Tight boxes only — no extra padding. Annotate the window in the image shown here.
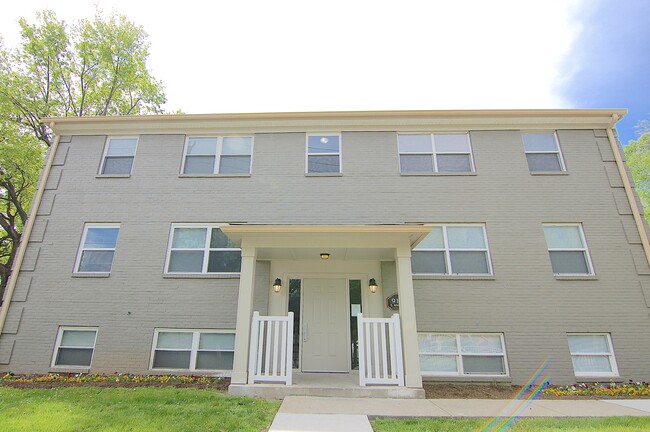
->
[182,136,253,175]
[52,327,98,368]
[567,334,618,377]
[412,225,492,275]
[306,134,341,173]
[398,134,474,173]
[100,137,137,175]
[418,333,508,376]
[543,224,593,275]
[151,330,235,371]
[522,132,565,172]
[74,224,120,273]
[166,225,241,273]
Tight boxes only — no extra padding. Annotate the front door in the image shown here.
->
[301,278,349,372]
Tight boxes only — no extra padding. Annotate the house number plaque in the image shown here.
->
[387,294,399,311]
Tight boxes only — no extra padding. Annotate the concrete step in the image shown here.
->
[228,383,425,400]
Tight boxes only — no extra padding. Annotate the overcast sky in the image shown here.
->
[1,0,648,143]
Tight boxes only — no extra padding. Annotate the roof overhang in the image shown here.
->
[44,109,627,136]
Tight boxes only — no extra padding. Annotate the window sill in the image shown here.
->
[178,174,251,178]
[96,174,131,178]
[162,273,241,279]
[72,272,111,278]
[530,171,569,176]
[413,274,495,280]
[575,374,620,380]
[554,275,598,281]
[305,173,343,177]
[400,172,477,176]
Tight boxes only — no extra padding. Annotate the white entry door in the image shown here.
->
[301,278,349,372]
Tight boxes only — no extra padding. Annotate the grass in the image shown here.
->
[0,387,280,431]
[371,417,650,431]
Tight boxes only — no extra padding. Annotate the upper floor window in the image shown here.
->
[306,134,341,173]
[52,327,98,368]
[398,134,474,173]
[522,132,565,172]
[165,224,241,274]
[567,333,618,377]
[412,224,492,275]
[100,137,138,175]
[543,224,593,275]
[182,136,253,175]
[74,224,120,273]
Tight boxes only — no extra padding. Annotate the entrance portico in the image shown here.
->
[222,225,430,396]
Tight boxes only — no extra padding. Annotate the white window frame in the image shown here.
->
[413,224,493,275]
[397,133,475,173]
[99,136,138,175]
[180,136,254,175]
[567,333,619,378]
[305,133,342,174]
[73,223,120,274]
[149,329,235,372]
[51,326,98,369]
[164,223,241,274]
[522,131,566,172]
[543,223,594,276]
[418,333,509,377]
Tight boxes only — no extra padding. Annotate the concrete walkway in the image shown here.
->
[268,396,650,432]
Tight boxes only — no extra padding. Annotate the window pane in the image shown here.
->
[418,334,457,353]
[568,335,610,354]
[172,228,207,249]
[435,134,470,153]
[447,226,486,249]
[78,250,115,272]
[416,227,444,249]
[308,135,339,153]
[56,348,93,367]
[436,154,472,172]
[102,157,134,174]
[187,137,217,155]
[411,251,446,274]
[196,351,234,370]
[572,355,613,374]
[168,251,204,272]
[208,251,242,272]
[210,228,238,248]
[420,355,458,372]
[156,332,193,349]
[84,228,119,249]
[61,330,96,348]
[222,137,252,155]
[184,155,215,174]
[523,133,558,152]
[449,251,489,274]
[308,155,340,173]
[106,139,137,156]
[398,135,432,153]
[153,350,191,369]
[462,356,505,374]
[526,153,562,171]
[460,335,503,354]
[544,226,584,249]
[549,251,589,274]
[199,333,235,350]
[399,155,433,173]
[219,156,251,174]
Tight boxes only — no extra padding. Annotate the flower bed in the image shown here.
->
[542,381,650,398]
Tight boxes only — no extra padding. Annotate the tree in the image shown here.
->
[624,125,650,222]
[0,10,166,302]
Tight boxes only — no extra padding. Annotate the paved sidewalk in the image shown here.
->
[269,396,650,431]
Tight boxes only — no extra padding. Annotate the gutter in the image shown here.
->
[0,132,61,335]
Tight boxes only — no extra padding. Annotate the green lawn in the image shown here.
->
[372,417,650,431]
[0,387,280,432]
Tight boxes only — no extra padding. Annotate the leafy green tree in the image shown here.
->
[0,10,166,301]
[624,127,650,222]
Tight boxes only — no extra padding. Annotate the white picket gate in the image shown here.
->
[357,313,405,386]
[248,311,294,385]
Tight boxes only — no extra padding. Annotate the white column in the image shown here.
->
[231,245,257,384]
[395,244,423,388]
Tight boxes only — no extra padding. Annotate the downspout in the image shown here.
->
[0,130,61,335]
[606,115,650,267]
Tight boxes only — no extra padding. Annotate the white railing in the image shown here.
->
[357,313,404,386]
[248,311,294,385]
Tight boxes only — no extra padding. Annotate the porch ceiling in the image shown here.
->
[255,247,396,260]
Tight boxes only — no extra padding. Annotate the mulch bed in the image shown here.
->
[1,378,231,391]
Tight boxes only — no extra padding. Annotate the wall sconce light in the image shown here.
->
[273,278,282,293]
[369,278,378,294]
[320,253,330,260]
